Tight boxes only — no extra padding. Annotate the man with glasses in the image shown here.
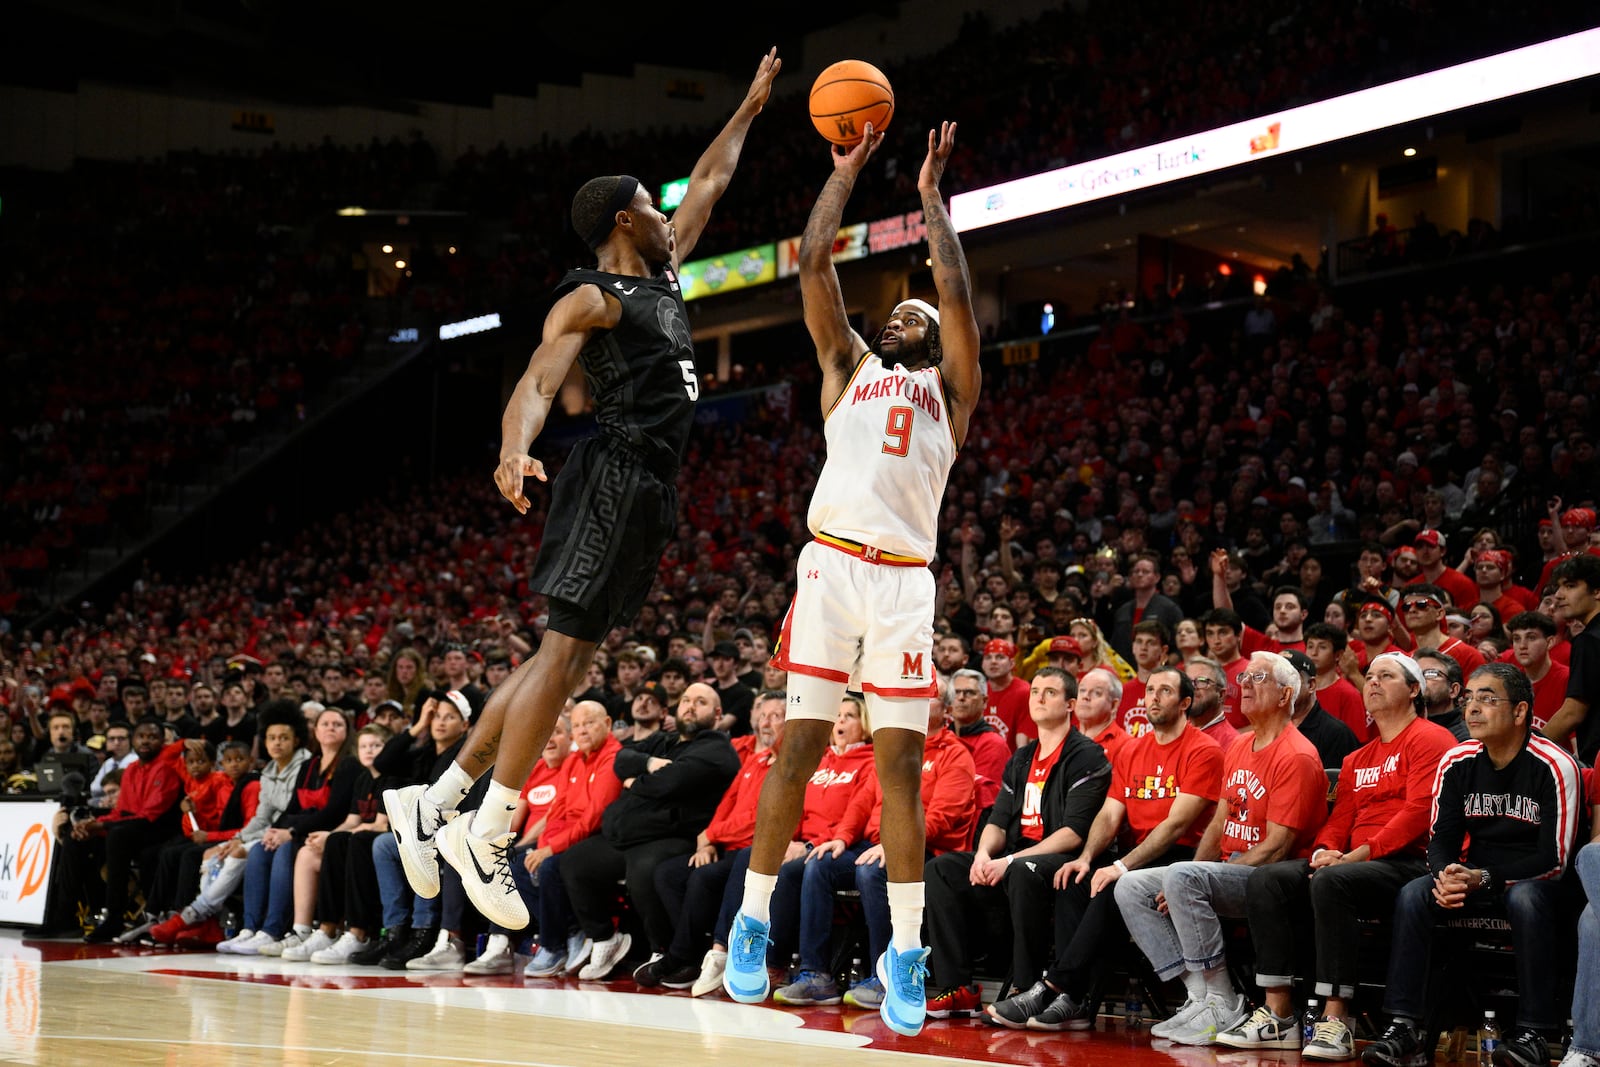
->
[1184,657,1241,750]
[1362,663,1583,1067]
[1221,652,1455,1057]
[1115,651,1328,1045]
[1414,649,1470,742]
[1400,583,1485,679]
[948,668,1010,815]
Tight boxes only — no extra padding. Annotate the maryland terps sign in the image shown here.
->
[0,802,59,925]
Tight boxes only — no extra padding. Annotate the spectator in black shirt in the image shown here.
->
[1281,651,1359,771]
[1414,649,1470,742]
[1362,664,1584,1067]
[1546,554,1600,764]
[708,641,755,736]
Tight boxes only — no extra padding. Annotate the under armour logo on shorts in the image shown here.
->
[807,569,820,579]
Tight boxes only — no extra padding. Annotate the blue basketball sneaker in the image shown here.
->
[722,911,772,1003]
[876,944,931,1037]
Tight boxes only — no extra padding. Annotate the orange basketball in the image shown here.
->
[809,60,894,147]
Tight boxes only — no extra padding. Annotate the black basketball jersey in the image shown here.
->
[554,267,698,476]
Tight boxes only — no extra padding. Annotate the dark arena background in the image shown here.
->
[1,1,1598,1065]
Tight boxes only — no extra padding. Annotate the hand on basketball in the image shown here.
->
[495,452,546,514]
[742,47,782,115]
[918,121,957,193]
[832,122,885,173]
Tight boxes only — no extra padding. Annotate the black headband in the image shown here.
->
[584,175,641,249]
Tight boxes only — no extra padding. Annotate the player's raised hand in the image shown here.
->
[832,122,885,174]
[918,121,956,193]
[495,453,546,514]
[743,47,782,113]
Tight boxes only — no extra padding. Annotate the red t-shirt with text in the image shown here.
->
[1218,725,1328,859]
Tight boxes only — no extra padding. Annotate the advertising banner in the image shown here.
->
[0,800,58,927]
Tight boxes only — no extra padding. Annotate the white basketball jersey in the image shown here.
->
[807,354,958,561]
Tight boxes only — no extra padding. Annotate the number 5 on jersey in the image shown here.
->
[679,359,700,401]
[882,405,914,456]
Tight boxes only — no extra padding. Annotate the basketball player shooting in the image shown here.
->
[383,49,781,931]
[722,120,981,1037]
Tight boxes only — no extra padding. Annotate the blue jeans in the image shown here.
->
[853,854,893,968]
[496,845,573,942]
[1573,844,1600,1056]
[241,838,300,937]
[1384,872,1567,1032]
[787,843,865,972]
[713,847,753,947]
[372,831,440,930]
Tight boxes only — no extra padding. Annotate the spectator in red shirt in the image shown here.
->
[1076,668,1132,764]
[1201,608,1253,729]
[1184,658,1242,751]
[1407,531,1479,609]
[1348,595,1406,674]
[1508,612,1570,734]
[1115,651,1327,1044]
[1225,652,1456,1056]
[515,703,622,977]
[72,719,187,941]
[948,668,1009,814]
[1473,549,1537,623]
[1305,623,1370,740]
[1398,583,1485,680]
[982,639,1032,749]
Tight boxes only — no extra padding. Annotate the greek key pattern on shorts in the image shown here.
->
[547,453,632,605]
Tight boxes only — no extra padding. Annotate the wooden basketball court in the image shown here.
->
[4,929,1225,1067]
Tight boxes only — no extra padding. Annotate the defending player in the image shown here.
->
[723,120,981,1038]
[383,50,781,929]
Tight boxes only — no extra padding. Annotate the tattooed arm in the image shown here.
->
[800,125,886,415]
[919,122,982,447]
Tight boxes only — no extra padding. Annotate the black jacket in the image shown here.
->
[987,727,1112,855]
[375,731,467,787]
[603,727,740,850]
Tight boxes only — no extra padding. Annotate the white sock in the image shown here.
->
[424,763,475,810]
[742,871,777,925]
[1183,970,1208,1003]
[1202,965,1233,999]
[470,780,521,838]
[886,881,925,952]
[293,923,312,939]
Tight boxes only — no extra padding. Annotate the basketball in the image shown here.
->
[809,59,894,147]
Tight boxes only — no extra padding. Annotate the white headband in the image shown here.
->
[1370,652,1423,686]
[894,298,940,325]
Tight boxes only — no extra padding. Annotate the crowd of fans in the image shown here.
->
[3,2,1600,1060]
[3,235,1599,1061]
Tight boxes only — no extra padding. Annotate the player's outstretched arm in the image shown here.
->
[800,124,886,413]
[494,285,617,514]
[919,122,981,447]
[670,48,781,267]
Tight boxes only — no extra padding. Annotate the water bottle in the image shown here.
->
[846,957,865,989]
[1562,1020,1574,1058]
[788,953,802,984]
[1480,1010,1500,1063]
[1302,999,1320,1044]
[1124,978,1144,1029]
